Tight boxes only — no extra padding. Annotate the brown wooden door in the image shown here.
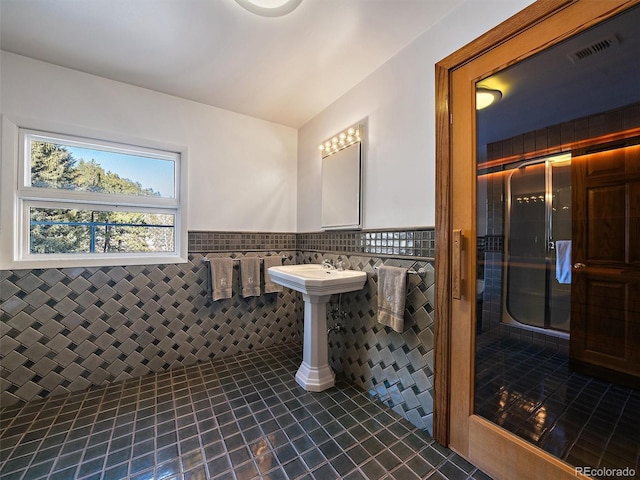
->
[439,2,640,478]
[570,143,640,385]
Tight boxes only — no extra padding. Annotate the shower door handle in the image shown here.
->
[452,229,462,299]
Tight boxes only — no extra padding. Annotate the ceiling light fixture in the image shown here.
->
[476,87,502,110]
[235,0,303,17]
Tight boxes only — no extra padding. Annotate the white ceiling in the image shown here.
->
[0,0,463,128]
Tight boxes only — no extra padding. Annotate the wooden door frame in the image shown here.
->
[433,0,640,448]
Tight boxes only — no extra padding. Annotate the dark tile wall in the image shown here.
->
[480,251,504,332]
[1,228,436,435]
[0,245,297,407]
[484,101,640,163]
[496,322,569,351]
[300,252,436,433]
[189,231,296,253]
[478,172,505,333]
[297,228,435,258]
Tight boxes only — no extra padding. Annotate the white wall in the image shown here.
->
[2,0,536,237]
[297,0,535,232]
[1,52,298,233]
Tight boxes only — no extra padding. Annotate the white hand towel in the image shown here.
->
[555,240,572,284]
[210,258,233,301]
[239,257,261,297]
[263,255,283,293]
[377,265,408,333]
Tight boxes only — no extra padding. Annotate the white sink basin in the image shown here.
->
[267,263,367,391]
[268,264,367,296]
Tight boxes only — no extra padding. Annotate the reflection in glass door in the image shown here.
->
[444,2,640,479]
[504,154,571,332]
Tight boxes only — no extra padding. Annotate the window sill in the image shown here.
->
[3,253,189,270]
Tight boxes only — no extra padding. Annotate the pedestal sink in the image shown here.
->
[268,264,367,391]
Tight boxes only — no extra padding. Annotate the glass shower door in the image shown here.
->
[505,154,571,332]
[506,162,547,328]
[549,158,571,331]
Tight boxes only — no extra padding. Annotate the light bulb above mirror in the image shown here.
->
[318,125,362,158]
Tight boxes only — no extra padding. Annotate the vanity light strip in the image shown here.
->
[318,124,361,158]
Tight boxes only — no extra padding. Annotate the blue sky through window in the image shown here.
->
[67,146,175,198]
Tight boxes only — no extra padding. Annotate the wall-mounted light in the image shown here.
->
[318,124,362,158]
[235,0,303,17]
[476,87,502,110]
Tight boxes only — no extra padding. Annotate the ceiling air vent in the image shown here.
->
[567,35,619,63]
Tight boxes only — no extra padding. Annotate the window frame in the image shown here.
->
[0,117,188,269]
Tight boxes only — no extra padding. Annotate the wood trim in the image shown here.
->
[433,0,640,452]
[468,417,591,480]
[436,0,571,72]
[433,62,452,444]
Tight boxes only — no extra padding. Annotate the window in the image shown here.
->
[1,125,187,268]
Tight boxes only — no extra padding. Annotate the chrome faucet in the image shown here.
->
[322,259,335,269]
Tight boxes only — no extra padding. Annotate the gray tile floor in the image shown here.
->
[0,342,489,480]
[475,332,640,480]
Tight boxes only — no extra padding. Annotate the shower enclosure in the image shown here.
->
[503,153,572,333]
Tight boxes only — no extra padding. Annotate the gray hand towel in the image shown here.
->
[263,255,283,293]
[239,257,261,297]
[377,265,408,333]
[210,258,233,301]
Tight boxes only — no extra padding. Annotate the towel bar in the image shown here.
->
[374,265,425,277]
[202,255,287,264]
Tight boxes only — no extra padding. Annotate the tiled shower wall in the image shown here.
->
[1,228,436,434]
[484,101,640,162]
[478,105,640,342]
[478,102,640,329]
[478,166,505,334]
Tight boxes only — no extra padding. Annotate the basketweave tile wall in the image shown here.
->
[296,251,436,434]
[1,228,436,436]
[0,237,298,407]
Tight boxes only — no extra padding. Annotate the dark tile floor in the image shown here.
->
[0,342,489,480]
[475,332,640,480]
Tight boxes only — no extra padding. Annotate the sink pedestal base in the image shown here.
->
[266,264,366,392]
[296,294,335,392]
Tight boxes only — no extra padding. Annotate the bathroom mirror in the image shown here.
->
[321,141,362,229]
